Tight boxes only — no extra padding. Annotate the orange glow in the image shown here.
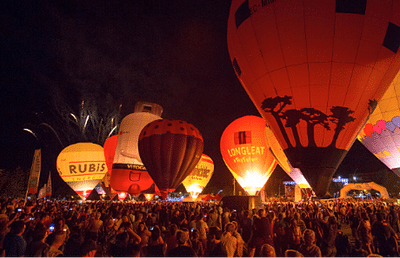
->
[185,183,203,199]
[144,193,154,201]
[236,170,270,195]
[182,154,214,199]
[220,116,277,195]
[118,192,127,200]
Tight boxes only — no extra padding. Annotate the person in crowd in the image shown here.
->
[132,212,143,233]
[205,226,227,257]
[191,228,204,257]
[48,231,66,257]
[63,233,84,257]
[260,243,276,257]
[145,225,166,257]
[273,212,288,256]
[350,239,369,257]
[86,211,102,241]
[166,223,178,254]
[298,229,321,257]
[321,216,338,257]
[110,232,129,257]
[168,229,196,257]
[348,208,360,240]
[79,239,97,257]
[25,226,49,257]
[220,222,238,257]
[371,212,397,257]
[240,210,253,243]
[287,218,302,250]
[196,213,209,251]
[3,220,26,257]
[357,211,373,254]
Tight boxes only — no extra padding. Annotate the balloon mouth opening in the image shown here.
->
[160,189,175,199]
[284,147,347,197]
[236,170,269,196]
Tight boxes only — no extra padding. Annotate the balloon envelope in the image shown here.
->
[265,126,310,188]
[103,135,118,175]
[138,119,204,198]
[182,154,214,199]
[228,0,400,196]
[110,102,162,195]
[358,71,400,176]
[56,142,107,199]
[220,116,277,195]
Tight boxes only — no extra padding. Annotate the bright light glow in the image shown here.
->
[23,128,39,141]
[353,176,356,180]
[83,115,90,131]
[118,192,127,200]
[144,194,154,201]
[236,170,269,195]
[186,184,203,199]
[70,113,78,123]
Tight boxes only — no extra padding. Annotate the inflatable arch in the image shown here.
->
[339,182,389,199]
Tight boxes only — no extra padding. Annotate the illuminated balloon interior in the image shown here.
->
[220,116,277,196]
[358,71,400,176]
[56,142,108,199]
[182,154,214,200]
[235,170,270,196]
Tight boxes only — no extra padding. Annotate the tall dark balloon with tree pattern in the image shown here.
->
[227,0,400,196]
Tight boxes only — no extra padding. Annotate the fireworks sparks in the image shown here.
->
[26,97,122,151]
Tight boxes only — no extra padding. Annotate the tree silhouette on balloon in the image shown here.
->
[261,95,355,150]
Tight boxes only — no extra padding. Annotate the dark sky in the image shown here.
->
[0,0,391,195]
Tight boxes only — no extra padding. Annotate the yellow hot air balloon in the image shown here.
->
[182,154,214,199]
[358,71,400,176]
[56,142,107,199]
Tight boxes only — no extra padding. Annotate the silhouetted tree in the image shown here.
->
[300,108,330,147]
[261,96,293,148]
[283,109,302,147]
[328,106,355,148]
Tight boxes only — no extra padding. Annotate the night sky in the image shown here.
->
[0,0,392,195]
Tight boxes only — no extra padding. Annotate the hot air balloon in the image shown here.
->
[110,102,163,196]
[181,154,214,199]
[56,142,107,199]
[358,71,400,177]
[265,125,310,189]
[103,135,118,175]
[227,0,400,196]
[138,119,204,199]
[220,115,277,195]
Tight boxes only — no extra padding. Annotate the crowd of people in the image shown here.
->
[0,197,399,257]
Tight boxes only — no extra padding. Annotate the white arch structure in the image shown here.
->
[339,182,389,199]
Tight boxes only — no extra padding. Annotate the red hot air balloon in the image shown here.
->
[227,0,400,196]
[220,116,277,195]
[103,135,118,175]
[138,119,204,199]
